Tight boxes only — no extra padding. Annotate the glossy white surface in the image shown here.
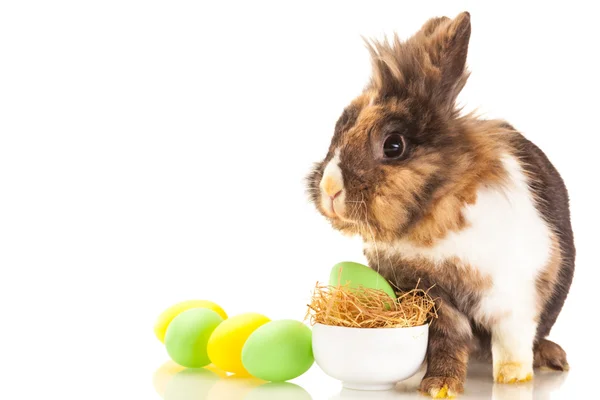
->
[152,359,577,400]
[312,323,428,390]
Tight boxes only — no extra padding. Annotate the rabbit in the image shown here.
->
[306,11,574,398]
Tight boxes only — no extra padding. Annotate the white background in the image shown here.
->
[1,1,598,399]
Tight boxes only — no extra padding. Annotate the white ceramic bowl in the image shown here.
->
[312,323,428,391]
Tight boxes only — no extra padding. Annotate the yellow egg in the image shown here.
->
[154,300,228,343]
[207,312,270,375]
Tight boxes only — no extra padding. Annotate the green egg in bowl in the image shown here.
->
[329,261,397,299]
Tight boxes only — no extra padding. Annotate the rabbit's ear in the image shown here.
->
[428,12,471,102]
[418,16,451,37]
[365,12,471,106]
[438,12,471,91]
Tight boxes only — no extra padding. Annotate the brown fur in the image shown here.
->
[306,11,574,396]
[509,130,575,339]
[421,304,470,396]
[536,235,563,315]
[365,248,492,322]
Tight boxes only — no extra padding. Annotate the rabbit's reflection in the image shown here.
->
[333,361,567,400]
[153,361,312,400]
[465,362,568,400]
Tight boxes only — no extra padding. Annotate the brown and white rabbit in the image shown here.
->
[307,12,574,398]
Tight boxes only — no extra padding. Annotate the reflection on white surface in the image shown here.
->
[153,360,567,400]
[154,362,312,400]
[164,368,221,400]
[462,362,567,400]
[245,382,312,400]
[333,362,568,400]
[331,387,415,400]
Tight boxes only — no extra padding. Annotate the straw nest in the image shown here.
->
[306,282,437,329]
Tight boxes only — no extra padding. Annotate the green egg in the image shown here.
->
[241,320,314,382]
[165,308,224,368]
[329,261,396,299]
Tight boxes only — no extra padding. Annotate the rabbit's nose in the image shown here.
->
[329,189,342,200]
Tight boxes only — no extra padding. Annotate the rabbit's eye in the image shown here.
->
[383,134,406,159]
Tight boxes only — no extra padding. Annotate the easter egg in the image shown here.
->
[207,312,270,375]
[155,300,228,343]
[329,261,396,299]
[165,308,224,368]
[242,320,314,382]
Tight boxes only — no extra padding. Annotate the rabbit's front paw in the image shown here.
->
[490,313,536,384]
[494,362,533,383]
[420,376,463,398]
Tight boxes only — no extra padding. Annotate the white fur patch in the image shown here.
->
[321,149,343,194]
[320,149,346,216]
[369,154,552,374]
